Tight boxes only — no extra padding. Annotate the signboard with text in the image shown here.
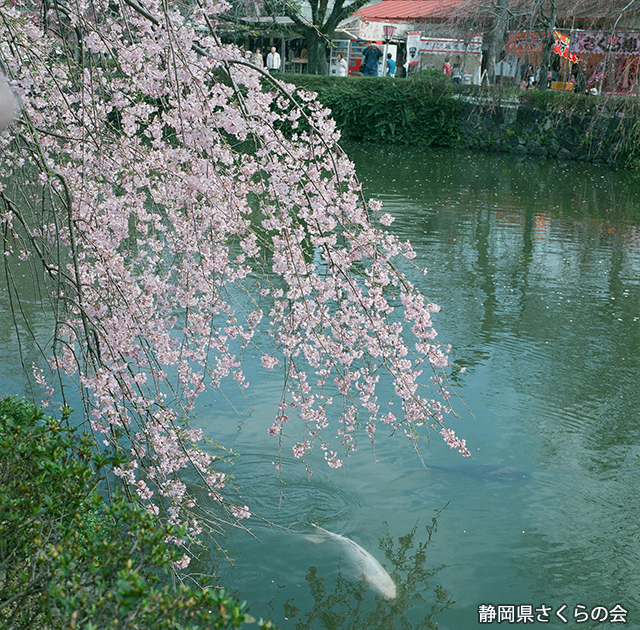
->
[570,31,640,55]
[406,32,421,65]
[420,36,483,56]
[506,31,542,53]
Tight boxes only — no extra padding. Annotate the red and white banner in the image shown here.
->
[553,30,579,63]
[406,32,421,66]
[507,31,579,62]
[570,31,640,55]
[506,31,542,53]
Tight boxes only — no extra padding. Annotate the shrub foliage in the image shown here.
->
[284,73,640,168]
[0,397,263,630]
[284,70,463,146]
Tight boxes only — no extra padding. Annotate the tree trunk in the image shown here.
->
[538,0,556,91]
[487,0,509,83]
[306,30,328,75]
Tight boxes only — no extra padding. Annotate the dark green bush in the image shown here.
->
[283,73,462,146]
[517,87,640,117]
[0,397,269,630]
[279,73,640,167]
[515,89,640,166]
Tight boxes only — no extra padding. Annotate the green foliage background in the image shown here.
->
[283,72,640,168]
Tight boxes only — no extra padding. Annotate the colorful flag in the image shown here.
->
[554,31,579,63]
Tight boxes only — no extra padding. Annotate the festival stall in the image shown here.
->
[569,32,640,94]
[505,30,580,89]
[418,35,483,84]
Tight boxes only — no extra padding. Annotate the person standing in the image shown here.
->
[574,64,586,93]
[361,42,382,76]
[385,53,396,77]
[451,62,463,84]
[494,57,503,85]
[266,46,281,73]
[442,57,452,77]
[336,53,348,77]
[253,47,264,69]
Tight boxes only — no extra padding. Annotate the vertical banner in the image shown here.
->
[406,32,422,66]
[553,31,579,63]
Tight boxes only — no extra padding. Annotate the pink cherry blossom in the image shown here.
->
[0,0,469,548]
[231,505,251,520]
[261,355,278,370]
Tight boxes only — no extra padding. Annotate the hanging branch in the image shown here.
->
[0,0,470,567]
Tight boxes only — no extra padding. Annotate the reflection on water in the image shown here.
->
[349,145,640,628]
[213,146,639,628]
[0,257,55,399]
[287,515,453,630]
[216,453,361,527]
[214,513,453,630]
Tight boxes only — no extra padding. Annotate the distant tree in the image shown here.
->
[267,0,372,74]
[438,0,515,84]
[531,0,557,90]
[486,0,510,84]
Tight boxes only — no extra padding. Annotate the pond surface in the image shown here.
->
[206,147,640,629]
[3,146,640,628]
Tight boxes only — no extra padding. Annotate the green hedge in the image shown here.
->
[0,397,271,630]
[515,89,640,167]
[283,72,640,164]
[283,69,463,146]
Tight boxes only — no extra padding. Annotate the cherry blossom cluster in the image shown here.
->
[0,0,469,549]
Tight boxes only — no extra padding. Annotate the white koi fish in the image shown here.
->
[307,524,396,600]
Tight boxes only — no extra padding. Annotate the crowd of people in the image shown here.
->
[441,56,464,83]
[514,61,593,94]
[359,42,396,77]
[243,40,633,95]
[246,41,398,78]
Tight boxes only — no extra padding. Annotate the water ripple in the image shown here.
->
[219,453,359,527]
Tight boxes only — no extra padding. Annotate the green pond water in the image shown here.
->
[2,146,640,628]
[204,147,640,629]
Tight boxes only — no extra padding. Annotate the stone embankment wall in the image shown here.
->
[459,100,632,166]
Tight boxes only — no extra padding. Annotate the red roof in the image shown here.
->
[355,0,469,22]
[355,0,640,24]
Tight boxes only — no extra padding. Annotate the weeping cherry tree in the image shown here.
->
[0,0,470,566]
